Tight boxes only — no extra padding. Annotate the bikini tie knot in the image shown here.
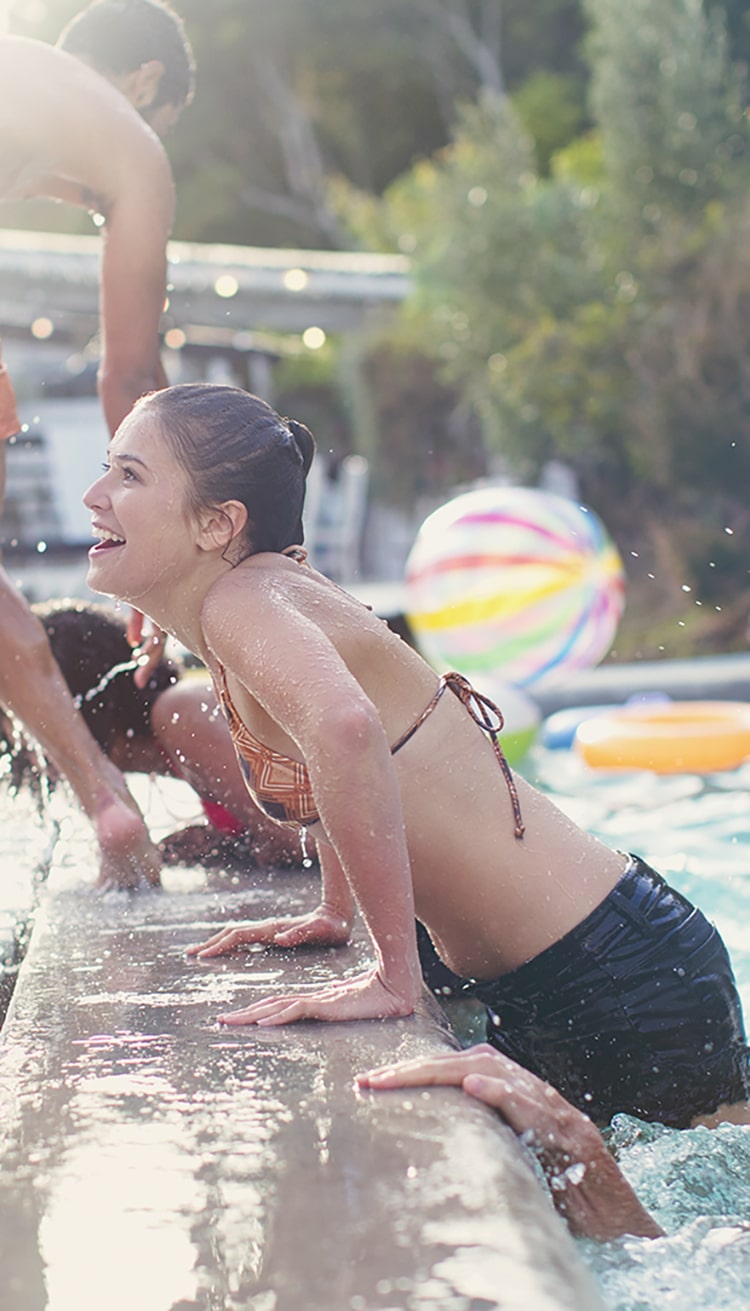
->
[443,672,525,840]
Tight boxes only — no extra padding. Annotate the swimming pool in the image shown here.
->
[525,746,750,1311]
[2,748,749,1311]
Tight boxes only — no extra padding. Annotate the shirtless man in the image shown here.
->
[0,1,194,886]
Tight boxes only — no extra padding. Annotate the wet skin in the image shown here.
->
[0,32,184,887]
[85,404,628,1028]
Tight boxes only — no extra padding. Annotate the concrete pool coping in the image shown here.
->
[0,846,604,1311]
[530,650,750,716]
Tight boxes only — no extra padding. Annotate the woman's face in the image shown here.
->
[84,406,199,609]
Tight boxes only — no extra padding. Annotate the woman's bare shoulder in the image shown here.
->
[200,561,322,667]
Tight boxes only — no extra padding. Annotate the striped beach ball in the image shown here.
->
[405,486,625,691]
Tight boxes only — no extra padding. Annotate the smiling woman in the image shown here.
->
[83,382,750,1131]
[87,425,205,613]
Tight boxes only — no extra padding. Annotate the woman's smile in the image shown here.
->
[89,522,126,556]
[83,409,196,606]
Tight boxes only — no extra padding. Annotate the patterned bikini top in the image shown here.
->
[215,665,525,837]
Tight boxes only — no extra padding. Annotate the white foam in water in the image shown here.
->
[2,753,749,1309]
[525,745,750,1311]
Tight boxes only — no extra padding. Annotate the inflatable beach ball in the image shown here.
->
[405,486,625,691]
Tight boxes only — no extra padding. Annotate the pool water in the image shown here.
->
[2,751,749,1311]
[524,746,750,1311]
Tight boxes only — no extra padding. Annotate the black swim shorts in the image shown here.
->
[470,854,750,1127]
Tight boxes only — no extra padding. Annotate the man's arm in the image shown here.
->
[0,567,161,887]
[97,136,174,434]
[0,40,174,434]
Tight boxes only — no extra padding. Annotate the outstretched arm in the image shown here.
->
[357,1045,664,1242]
[0,569,160,888]
[97,136,174,434]
[97,143,173,678]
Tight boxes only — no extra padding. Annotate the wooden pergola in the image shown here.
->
[0,229,412,599]
[0,227,411,350]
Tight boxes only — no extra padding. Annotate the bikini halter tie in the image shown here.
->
[392,671,525,840]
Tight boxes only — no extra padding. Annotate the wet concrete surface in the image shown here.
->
[0,802,603,1311]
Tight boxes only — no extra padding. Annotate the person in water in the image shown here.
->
[0,601,305,870]
[0,1,194,887]
[83,381,750,1130]
[358,1043,664,1242]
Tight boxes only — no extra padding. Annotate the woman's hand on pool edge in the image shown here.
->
[186,907,353,957]
[356,1044,664,1243]
[215,967,418,1026]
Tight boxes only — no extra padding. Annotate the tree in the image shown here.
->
[582,0,750,577]
[585,0,749,236]
[7,0,591,246]
[348,0,750,647]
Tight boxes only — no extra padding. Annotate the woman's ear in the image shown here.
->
[196,501,248,553]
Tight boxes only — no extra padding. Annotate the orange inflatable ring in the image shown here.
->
[574,700,750,774]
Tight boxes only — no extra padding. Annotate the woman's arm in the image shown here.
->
[195,579,424,1022]
[270,843,356,946]
[357,1045,664,1242]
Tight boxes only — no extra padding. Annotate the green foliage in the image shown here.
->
[499,0,588,86]
[585,0,750,231]
[273,345,354,463]
[356,0,750,648]
[480,299,636,476]
[551,129,605,186]
[511,71,587,173]
[362,94,611,470]
[708,0,750,69]
[358,322,486,508]
[388,94,598,323]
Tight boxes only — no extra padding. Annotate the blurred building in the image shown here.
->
[0,229,410,604]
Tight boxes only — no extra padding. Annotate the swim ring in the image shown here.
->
[541,694,672,750]
[574,701,750,774]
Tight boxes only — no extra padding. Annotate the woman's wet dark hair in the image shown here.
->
[138,383,316,559]
[0,601,179,798]
[58,0,196,111]
[35,600,179,751]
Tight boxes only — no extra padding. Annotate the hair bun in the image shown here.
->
[286,417,316,475]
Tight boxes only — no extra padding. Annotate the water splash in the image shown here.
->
[300,826,314,869]
[72,658,142,710]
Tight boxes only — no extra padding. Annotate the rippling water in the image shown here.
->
[526,748,750,1311]
[2,752,749,1311]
